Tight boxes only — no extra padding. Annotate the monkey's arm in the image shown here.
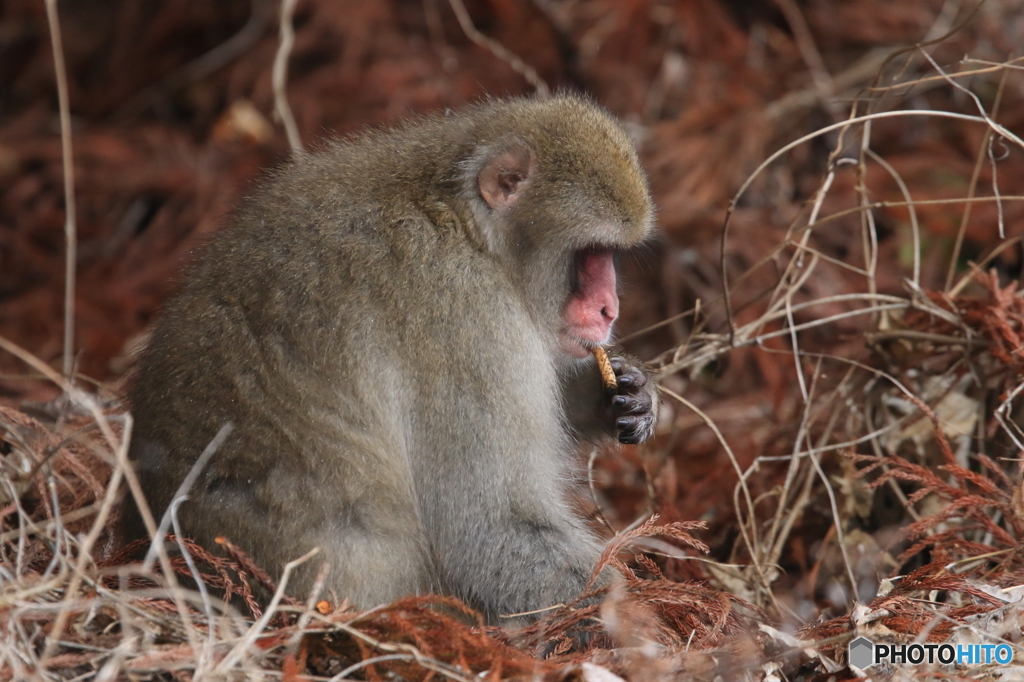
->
[561,353,658,445]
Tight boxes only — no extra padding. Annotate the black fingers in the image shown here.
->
[612,391,652,414]
[616,415,655,444]
[606,354,657,445]
[610,359,648,390]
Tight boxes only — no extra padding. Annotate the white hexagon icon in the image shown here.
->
[848,636,874,669]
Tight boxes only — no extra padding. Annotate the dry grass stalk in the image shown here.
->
[42,0,76,381]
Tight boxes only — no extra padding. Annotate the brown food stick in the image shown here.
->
[592,346,617,391]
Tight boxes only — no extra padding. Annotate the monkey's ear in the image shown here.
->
[478,145,537,211]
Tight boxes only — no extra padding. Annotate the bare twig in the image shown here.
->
[273,0,304,155]
[118,0,270,118]
[771,0,837,117]
[945,66,1009,291]
[43,0,77,381]
[216,547,320,671]
[40,421,131,663]
[0,334,206,665]
[659,386,761,582]
[142,424,234,572]
[447,0,550,97]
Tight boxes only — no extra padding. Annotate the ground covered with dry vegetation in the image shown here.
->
[2,0,1023,679]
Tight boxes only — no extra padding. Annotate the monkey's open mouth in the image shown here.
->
[562,248,619,355]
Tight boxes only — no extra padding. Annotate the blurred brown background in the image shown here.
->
[1,0,1023,623]
[3,0,1020,390]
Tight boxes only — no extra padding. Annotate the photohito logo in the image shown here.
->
[848,636,1014,669]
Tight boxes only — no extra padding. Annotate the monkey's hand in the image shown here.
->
[606,356,657,444]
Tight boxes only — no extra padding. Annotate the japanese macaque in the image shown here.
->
[117,95,658,625]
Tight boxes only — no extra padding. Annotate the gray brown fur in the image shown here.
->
[117,95,658,623]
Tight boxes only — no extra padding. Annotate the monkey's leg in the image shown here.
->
[174,485,430,608]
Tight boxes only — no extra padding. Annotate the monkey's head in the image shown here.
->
[460,95,655,361]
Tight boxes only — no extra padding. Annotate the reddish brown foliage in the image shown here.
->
[3,0,1024,679]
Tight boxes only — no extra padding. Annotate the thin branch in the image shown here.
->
[0,333,206,663]
[447,0,550,97]
[866,148,920,285]
[44,0,77,381]
[771,0,838,117]
[273,0,304,155]
[142,423,234,572]
[118,0,270,118]
[216,547,320,671]
[944,66,1009,290]
[719,107,1023,339]
[40,423,132,663]
[659,386,761,581]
